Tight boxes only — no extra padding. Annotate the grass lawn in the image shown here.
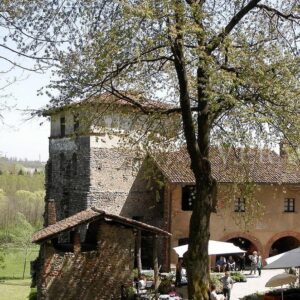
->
[0,279,31,300]
[0,248,39,279]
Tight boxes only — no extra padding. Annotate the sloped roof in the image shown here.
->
[32,207,170,244]
[152,147,300,184]
[43,92,174,116]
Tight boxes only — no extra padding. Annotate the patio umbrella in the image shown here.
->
[173,240,245,257]
[264,247,300,288]
[265,273,297,287]
[264,247,300,269]
[265,273,297,300]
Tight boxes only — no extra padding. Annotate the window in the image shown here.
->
[60,153,65,175]
[73,114,79,132]
[72,153,77,176]
[182,185,196,211]
[47,160,52,185]
[284,198,295,212]
[60,117,66,137]
[234,198,245,212]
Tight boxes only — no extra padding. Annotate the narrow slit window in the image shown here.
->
[74,114,79,132]
[60,117,66,137]
[72,153,77,176]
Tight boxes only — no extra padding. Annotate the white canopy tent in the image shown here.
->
[173,240,245,257]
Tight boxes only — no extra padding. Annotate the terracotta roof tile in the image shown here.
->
[32,208,170,244]
[43,92,173,116]
[152,147,300,184]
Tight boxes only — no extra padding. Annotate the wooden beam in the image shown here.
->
[153,235,159,300]
[136,229,142,277]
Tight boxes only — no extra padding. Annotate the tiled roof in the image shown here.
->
[152,147,300,184]
[43,92,173,116]
[32,208,170,244]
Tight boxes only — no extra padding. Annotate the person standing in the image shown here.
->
[175,258,183,287]
[227,256,236,271]
[249,251,258,275]
[239,253,246,272]
[220,271,234,300]
[257,252,262,276]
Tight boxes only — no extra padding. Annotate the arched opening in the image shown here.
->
[225,237,258,270]
[269,236,300,256]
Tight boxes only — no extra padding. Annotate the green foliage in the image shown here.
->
[243,293,264,300]
[210,274,223,293]
[0,248,39,279]
[229,271,247,282]
[28,288,37,300]
[0,249,4,270]
[0,167,45,233]
[158,278,172,294]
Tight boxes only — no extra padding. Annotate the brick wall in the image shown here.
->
[38,222,135,300]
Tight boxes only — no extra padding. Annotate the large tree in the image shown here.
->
[3,1,300,299]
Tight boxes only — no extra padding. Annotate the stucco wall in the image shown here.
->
[168,183,300,265]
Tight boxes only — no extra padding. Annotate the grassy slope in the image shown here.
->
[0,248,39,279]
[0,279,31,300]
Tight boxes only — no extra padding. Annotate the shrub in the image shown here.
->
[28,288,37,300]
[243,292,263,300]
[230,271,247,282]
[158,278,173,294]
[210,274,223,293]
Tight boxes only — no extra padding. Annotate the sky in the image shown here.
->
[0,69,50,162]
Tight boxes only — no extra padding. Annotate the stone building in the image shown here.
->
[42,94,300,272]
[32,205,170,300]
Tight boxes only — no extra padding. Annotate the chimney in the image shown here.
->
[47,199,57,225]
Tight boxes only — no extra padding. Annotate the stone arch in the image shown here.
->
[220,232,264,256]
[265,231,300,258]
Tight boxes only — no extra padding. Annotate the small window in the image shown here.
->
[47,160,52,185]
[73,114,79,132]
[284,198,295,213]
[60,117,66,137]
[234,198,245,212]
[60,153,65,175]
[182,185,196,211]
[72,153,77,176]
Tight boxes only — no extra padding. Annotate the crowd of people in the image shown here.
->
[174,250,264,300]
[215,251,262,275]
[210,251,263,300]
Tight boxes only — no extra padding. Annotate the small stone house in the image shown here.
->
[32,203,170,300]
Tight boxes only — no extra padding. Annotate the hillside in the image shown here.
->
[0,156,45,174]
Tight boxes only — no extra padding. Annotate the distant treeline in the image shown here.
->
[0,157,45,246]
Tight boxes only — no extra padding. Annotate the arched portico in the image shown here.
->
[265,231,300,258]
[220,232,263,256]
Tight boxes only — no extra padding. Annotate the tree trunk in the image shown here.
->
[22,247,28,279]
[185,182,212,300]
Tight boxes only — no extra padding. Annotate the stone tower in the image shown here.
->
[43,95,165,228]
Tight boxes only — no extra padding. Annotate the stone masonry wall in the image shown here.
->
[38,223,135,300]
[46,136,91,222]
[88,146,164,228]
